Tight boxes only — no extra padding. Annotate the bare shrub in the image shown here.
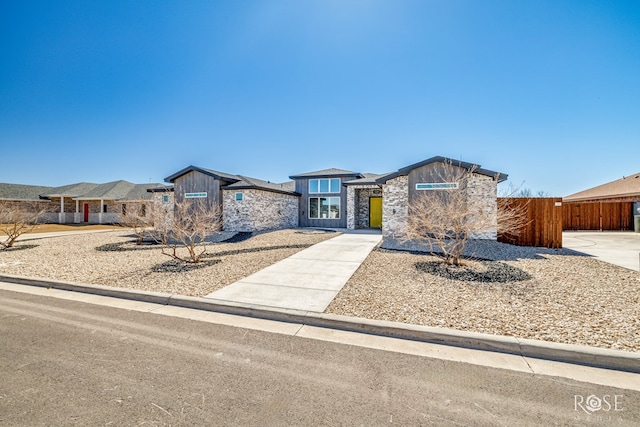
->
[152,198,222,263]
[405,160,524,266]
[118,203,152,245]
[0,200,48,249]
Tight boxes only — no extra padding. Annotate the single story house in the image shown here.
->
[0,180,170,224]
[164,156,507,247]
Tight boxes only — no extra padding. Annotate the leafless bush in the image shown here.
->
[0,200,48,249]
[152,198,222,263]
[405,160,524,266]
[117,203,152,245]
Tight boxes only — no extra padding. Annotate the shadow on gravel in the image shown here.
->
[151,259,221,273]
[0,244,39,252]
[202,244,312,258]
[415,260,532,283]
[95,232,256,253]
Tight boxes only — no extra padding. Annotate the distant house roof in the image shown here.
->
[222,176,300,196]
[164,165,240,184]
[564,172,640,202]
[41,182,99,198]
[376,156,508,184]
[0,183,54,201]
[289,168,364,180]
[1,181,168,202]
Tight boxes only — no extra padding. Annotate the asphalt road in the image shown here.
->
[1,289,638,426]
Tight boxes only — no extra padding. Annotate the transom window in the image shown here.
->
[309,178,341,193]
[309,197,340,219]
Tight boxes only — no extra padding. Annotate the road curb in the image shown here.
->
[1,273,639,373]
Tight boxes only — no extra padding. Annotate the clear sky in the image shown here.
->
[1,0,639,196]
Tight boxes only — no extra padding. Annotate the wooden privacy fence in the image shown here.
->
[498,198,563,248]
[562,201,634,231]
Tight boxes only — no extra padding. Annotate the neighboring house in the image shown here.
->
[0,181,169,224]
[564,172,640,203]
[165,156,507,246]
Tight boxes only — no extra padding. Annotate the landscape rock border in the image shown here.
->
[1,272,638,374]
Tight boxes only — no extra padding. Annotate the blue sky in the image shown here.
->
[1,0,638,196]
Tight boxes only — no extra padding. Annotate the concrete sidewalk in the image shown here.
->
[204,232,382,311]
[563,231,640,272]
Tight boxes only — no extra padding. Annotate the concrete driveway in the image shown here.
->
[563,231,640,272]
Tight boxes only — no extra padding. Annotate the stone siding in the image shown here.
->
[346,185,381,229]
[467,173,498,239]
[223,189,298,232]
[382,175,409,240]
[381,172,498,250]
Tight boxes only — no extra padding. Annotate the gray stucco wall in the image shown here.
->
[223,189,298,232]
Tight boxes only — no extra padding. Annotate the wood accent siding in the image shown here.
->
[498,198,563,248]
[173,170,222,210]
[407,163,452,203]
[294,177,348,228]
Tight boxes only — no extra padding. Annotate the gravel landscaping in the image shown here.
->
[0,229,336,297]
[1,230,639,352]
[327,242,640,352]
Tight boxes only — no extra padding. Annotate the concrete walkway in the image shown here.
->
[204,232,382,311]
[563,231,640,272]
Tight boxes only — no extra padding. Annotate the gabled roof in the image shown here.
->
[0,183,54,201]
[564,172,640,202]
[164,165,240,184]
[74,180,135,200]
[289,168,364,179]
[376,156,508,184]
[223,175,300,196]
[41,182,99,198]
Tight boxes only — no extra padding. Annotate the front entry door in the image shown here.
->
[369,197,382,228]
[83,203,89,222]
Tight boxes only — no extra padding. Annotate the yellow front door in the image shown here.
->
[369,197,382,228]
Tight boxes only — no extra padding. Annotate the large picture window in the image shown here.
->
[309,197,340,219]
[309,178,341,193]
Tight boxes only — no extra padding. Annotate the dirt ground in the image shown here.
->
[23,224,123,234]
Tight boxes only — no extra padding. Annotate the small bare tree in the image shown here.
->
[117,203,152,245]
[152,198,222,263]
[0,200,48,249]
[405,160,524,265]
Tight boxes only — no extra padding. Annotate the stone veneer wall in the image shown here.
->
[381,175,409,240]
[223,189,298,232]
[467,173,498,239]
[346,185,381,229]
[381,173,498,251]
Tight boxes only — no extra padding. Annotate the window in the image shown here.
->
[141,204,146,216]
[103,204,108,213]
[309,178,341,193]
[121,204,126,215]
[308,197,340,219]
[235,192,243,201]
[162,194,169,204]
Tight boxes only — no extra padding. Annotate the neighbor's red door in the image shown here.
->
[83,204,89,222]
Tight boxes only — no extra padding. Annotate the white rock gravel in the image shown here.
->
[0,229,336,298]
[327,243,640,352]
